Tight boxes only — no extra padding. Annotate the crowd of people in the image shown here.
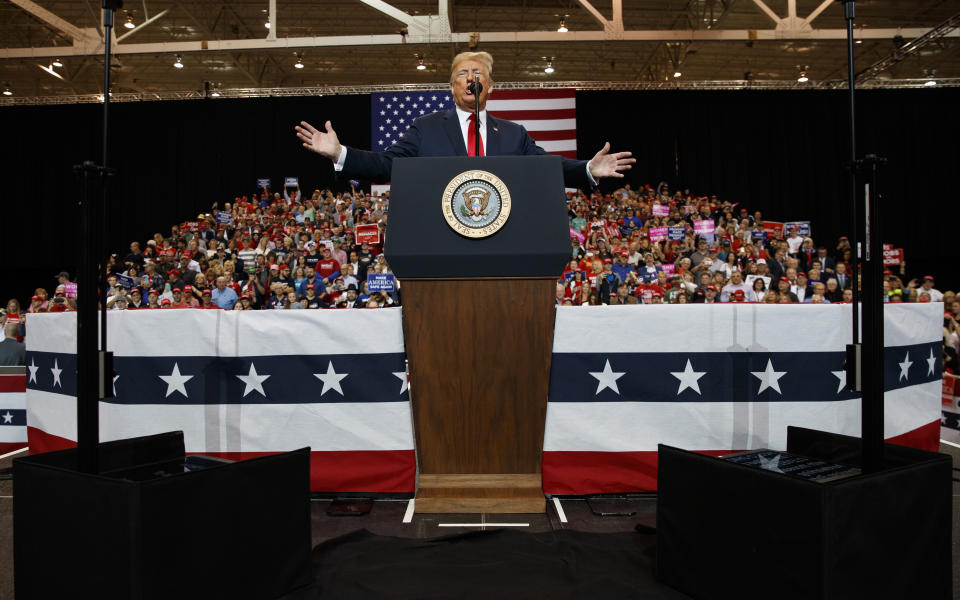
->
[3,180,956,371]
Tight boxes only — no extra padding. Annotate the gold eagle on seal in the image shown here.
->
[459,185,491,222]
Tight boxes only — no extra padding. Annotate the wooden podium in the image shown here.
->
[386,156,570,513]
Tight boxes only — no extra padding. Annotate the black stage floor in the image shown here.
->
[1,443,958,599]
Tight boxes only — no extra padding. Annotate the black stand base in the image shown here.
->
[13,432,314,600]
[656,427,953,599]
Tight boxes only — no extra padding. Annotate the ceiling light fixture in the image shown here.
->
[294,53,304,69]
[544,59,555,74]
[265,21,271,29]
[2,85,12,96]
[417,59,426,71]
[173,55,183,69]
[797,65,809,83]
[557,19,568,33]
[924,70,937,87]
[38,63,65,80]
[124,14,135,29]
[210,84,221,97]
[674,71,682,78]
[52,58,63,68]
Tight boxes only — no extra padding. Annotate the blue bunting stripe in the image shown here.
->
[24,351,408,405]
[0,409,26,427]
[548,341,941,403]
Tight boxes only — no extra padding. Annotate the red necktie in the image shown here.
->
[467,113,484,157]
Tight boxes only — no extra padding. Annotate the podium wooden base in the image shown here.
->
[415,473,545,514]
[401,278,555,515]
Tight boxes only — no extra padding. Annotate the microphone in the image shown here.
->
[470,73,483,156]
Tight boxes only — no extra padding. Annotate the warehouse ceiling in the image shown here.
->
[0,0,958,102]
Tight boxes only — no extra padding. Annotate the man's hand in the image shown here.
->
[588,142,635,179]
[295,120,342,161]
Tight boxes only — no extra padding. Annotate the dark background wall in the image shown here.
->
[0,87,956,305]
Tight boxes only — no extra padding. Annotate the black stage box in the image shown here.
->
[13,431,313,600]
[656,427,952,599]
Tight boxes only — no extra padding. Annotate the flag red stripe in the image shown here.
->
[491,89,575,99]
[553,150,578,159]
[527,129,577,142]
[886,419,942,452]
[488,108,576,121]
[0,442,26,456]
[543,420,942,494]
[0,375,25,393]
[26,427,416,492]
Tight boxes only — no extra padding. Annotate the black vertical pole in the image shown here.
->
[839,0,883,472]
[76,1,121,474]
[844,1,859,344]
[861,156,885,473]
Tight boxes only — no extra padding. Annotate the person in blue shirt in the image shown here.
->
[611,251,634,284]
[211,276,238,310]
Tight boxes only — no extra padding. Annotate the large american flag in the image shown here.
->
[370,88,577,158]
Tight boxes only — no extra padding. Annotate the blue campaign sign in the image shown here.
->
[367,273,395,292]
[752,229,765,239]
[117,274,135,290]
[215,211,233,225]
[284,177,298,187]
[257,178,271,189]
[785,221,811,236]
[667,226,686,241]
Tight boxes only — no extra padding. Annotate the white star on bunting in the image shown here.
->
[751,359,786,395]
[589,359,626,395]
[926,348,936,376]
[159,362,193,398]
[393,371,409,395]
[237,363,270,397]
[51,359,63,388]
[670,359,706,395]
[831,370,847,394]
[898,352,912,382]
[27,358,39,384]
[314,361,348,396]
[2,412,12,424]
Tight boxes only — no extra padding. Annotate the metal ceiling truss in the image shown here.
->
[3,77,958,107]
[856,12,960,83]
[1,0,957,62]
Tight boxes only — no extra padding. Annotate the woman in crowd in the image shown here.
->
[752,277,768,302]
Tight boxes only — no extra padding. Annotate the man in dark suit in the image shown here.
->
[296,51,633,188]
[0,323,25,366]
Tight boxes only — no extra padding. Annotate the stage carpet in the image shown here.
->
[311,528,690,599]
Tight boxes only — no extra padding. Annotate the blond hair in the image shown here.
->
[449,51,494,88]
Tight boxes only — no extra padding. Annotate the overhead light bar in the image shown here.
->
[38,63,65,80]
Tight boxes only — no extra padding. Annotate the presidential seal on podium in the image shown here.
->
[441,170,512,238]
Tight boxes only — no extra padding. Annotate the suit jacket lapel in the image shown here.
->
[486,114,501,156]
[443,109,467,156]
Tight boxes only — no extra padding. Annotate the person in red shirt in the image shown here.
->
[169,288,191,309]
[316,247,341,285]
